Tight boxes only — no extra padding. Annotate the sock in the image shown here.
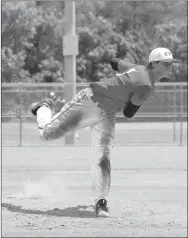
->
[37,106,52,128]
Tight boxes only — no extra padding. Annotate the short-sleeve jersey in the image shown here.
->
[89,65,153,113]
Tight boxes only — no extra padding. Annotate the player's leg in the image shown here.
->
[90,114,116,217]
[30,89,104,140]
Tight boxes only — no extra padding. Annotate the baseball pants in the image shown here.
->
[37,87,116,203]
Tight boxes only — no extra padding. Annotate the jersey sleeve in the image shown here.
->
[130,85,151,106]
[118,60,137,73]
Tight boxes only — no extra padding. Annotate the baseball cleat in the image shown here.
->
[30,98,54,116]
[95,199,110,218]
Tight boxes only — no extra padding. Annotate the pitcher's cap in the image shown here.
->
[149,48,180,63]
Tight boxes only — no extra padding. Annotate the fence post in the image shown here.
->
[173,85,176,142]
[19,82,23,146]
[179,83,183,146]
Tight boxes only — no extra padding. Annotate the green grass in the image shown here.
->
[2,122,187,146]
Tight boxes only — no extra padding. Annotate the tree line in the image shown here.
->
[2,1,187,83]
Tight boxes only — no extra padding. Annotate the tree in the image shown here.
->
[2,1,65,83]
[2,1,187,83]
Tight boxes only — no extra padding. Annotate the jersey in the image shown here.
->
[89,65,153,113]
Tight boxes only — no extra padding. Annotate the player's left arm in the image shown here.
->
[123,85,151,118]
[110,58,136,73]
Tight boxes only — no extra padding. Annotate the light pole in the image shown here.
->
[63,1,78,144]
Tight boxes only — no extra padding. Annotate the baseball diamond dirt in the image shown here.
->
[2,144,187,237]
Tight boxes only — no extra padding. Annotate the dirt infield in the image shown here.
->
[2,146,187,237]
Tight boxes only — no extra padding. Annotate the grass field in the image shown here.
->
[2,139,187,236]
[2,122,187,146]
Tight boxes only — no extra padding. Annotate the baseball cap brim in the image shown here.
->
[159,58,181,63]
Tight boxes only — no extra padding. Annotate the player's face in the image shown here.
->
[155,61,172,79]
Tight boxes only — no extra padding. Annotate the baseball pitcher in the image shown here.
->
[30,47,180,218]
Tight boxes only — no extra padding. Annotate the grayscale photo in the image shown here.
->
[1,0,187,237]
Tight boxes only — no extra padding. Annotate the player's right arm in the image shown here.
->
[110,58,136,73]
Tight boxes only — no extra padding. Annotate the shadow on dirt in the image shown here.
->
[2,203,96,218]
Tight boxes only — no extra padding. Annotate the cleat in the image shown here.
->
[30,98,54,116]
[95,199,110,218]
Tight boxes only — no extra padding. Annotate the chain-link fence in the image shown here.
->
[2,82,187,146]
